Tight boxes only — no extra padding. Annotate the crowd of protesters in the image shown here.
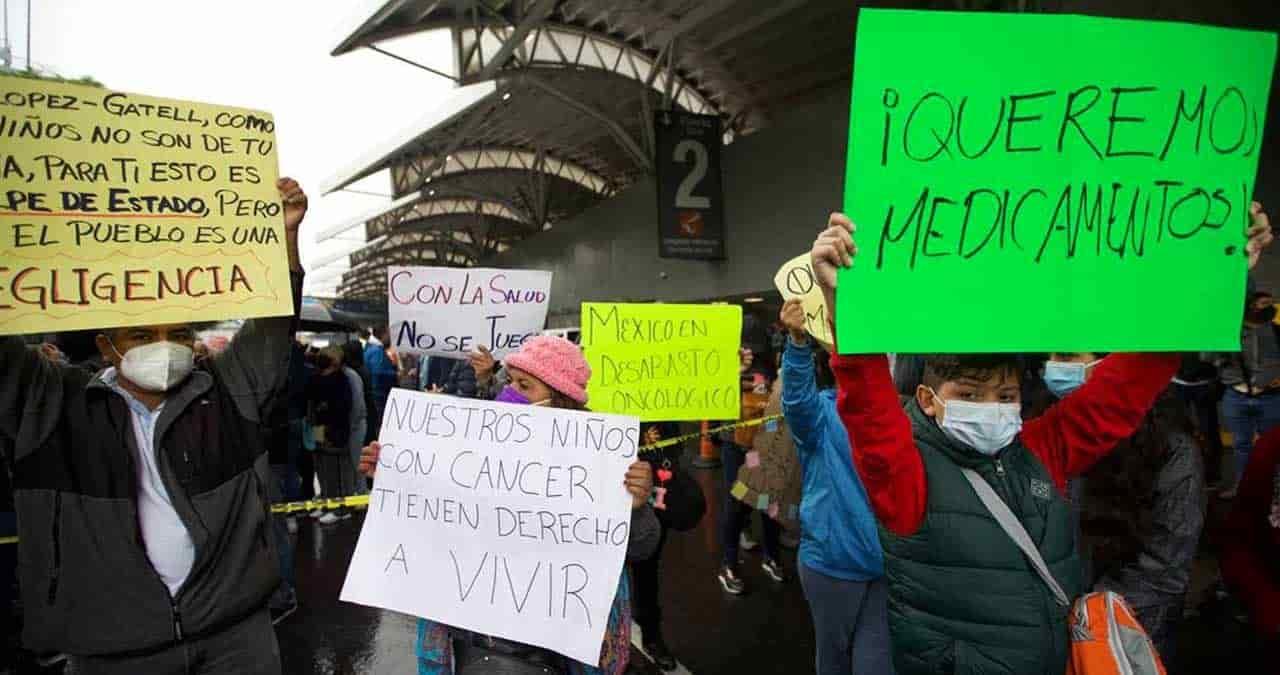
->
[1,176,1278,675]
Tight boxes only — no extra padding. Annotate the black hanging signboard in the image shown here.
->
[655,110,725,260]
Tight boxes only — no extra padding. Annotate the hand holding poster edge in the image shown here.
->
[835,10,1277,354]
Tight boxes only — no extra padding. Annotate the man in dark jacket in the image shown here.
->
[1217,289,1280,498]
[0,178,308,674]
[438,358,479,398]
[343,341,376,442]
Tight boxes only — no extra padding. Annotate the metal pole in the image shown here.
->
[1,0,9,68]
[367,44,459,83]
[25,0,30,69]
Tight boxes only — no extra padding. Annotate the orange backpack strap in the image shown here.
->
[1067,592,1167,675]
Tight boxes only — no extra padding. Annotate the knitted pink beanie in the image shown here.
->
[503,335,592,404]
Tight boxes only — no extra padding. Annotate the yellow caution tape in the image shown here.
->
[271,494,370,514]
[0,416,788,545]
[638,415,783,454]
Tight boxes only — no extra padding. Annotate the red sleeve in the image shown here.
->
[1221,429,1280,636]
[1021,353,1180,491]
[831,353,927,536]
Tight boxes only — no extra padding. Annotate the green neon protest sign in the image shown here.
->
[837,10,1276,353]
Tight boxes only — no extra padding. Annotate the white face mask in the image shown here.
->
[928,388,1022,456]
[112,340,194,392]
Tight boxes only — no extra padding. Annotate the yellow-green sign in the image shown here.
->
[581,303,742,421]
[837,10,1277,353]
[0,75,292,335]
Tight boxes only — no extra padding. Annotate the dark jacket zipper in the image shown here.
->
[251,467,271,551]
[156,436,190,644]
[46,492,61,604]
[171,597,185,641]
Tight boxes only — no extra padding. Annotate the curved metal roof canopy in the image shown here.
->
[319,0,858,300]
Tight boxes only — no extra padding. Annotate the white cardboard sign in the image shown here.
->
[340,389,638,667]
[387,266,553,358]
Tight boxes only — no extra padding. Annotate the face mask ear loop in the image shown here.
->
[106,337,125,362]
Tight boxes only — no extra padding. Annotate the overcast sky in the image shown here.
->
[10,0,455,296]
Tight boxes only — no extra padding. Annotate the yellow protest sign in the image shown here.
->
[0,75,292,335]
[581,302,742,422]
[773,254,833,348]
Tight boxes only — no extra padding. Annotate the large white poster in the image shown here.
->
[340,389,639,667]
[387,266,553,358]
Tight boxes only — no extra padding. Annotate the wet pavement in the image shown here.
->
[277,458,815,675]
[276,450,1261,674]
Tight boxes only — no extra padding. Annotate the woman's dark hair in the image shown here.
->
[343,341,365,371]
[550,390,586,411]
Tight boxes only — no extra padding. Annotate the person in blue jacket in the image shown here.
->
[779,298,893,675]
[363,326,399,436]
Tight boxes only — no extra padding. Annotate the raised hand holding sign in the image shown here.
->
[1246,202,1274,270]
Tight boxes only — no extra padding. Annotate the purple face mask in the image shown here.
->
[495,386,531,405]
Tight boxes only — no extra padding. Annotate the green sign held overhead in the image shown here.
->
[581,303,742,422]
[837,10,1276,353]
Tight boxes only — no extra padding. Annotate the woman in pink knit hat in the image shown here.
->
[359,335,659,675]
[494,334,595,409]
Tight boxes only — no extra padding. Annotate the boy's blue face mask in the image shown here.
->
[1043,360,1098,399]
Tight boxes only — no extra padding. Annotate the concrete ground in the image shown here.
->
[5,445,1264,673]
[273,450,1265,674]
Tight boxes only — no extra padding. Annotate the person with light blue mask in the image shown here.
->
[1043,354,1103,399]
[1047,353,1204,664]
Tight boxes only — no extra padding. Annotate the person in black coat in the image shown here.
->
[309,348,353,524]
[631,421,685,671]
[439,358,479,398]
[343,341,377,444]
